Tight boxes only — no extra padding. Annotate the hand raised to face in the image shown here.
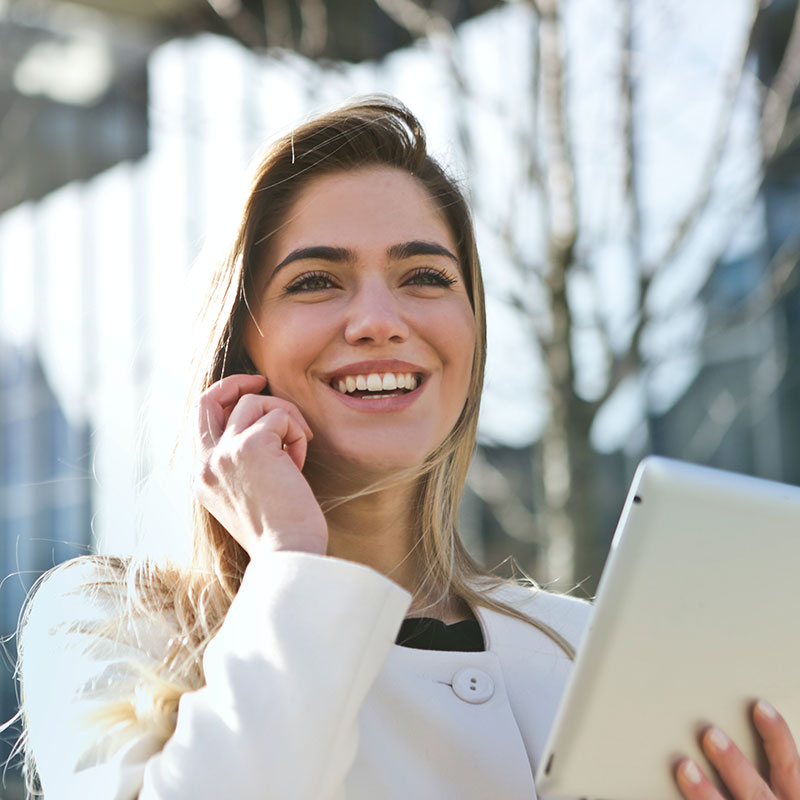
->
[193,373,328,559]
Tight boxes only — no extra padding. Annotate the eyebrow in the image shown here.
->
[269,240,459,280]
[387,241,458,263]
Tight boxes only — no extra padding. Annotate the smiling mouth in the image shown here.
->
[330,371,424,398]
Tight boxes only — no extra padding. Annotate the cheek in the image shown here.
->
[444,307,477,371]
[243,314,293,381]
[432,306,476,399]
[246,306,332,387]
[455,319,478,406]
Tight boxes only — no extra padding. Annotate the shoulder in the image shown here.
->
[23,556,127,640]
[21,555,176,679]
[28,554,128,601]
[479,580,593,656]
[20,558,184,793]
[510,583,592,640]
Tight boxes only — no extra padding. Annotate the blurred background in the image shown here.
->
[1,0,799,794]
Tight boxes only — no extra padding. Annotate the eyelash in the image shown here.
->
[284,267,458,294]
[284,271,333,294]
[406,267,458,287]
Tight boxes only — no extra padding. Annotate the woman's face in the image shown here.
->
[243,166,476,477]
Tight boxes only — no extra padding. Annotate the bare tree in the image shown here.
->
[526,0,800,586]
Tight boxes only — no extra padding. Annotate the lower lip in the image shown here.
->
[323,379,427,413]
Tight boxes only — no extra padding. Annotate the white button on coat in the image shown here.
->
[452,668,495,704]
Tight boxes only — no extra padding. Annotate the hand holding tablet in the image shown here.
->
[535,457,800,800]
[675,700,800,800]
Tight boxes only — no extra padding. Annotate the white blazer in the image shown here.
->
[22,552,592,800]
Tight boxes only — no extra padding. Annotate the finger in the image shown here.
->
[753,700,800,800]
[218,378,270,428]
[701,726,773,800]
[205,373,268,406]
[675,758,725,800]
[246,408,308,471]
[224,394,313,441]
[267,397,313,441]
[196,374,267,445]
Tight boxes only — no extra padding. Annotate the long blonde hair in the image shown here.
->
[16,96,575,794]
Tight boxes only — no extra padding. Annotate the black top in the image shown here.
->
[395,617,485,652]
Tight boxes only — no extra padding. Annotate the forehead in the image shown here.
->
[271,166,457,260]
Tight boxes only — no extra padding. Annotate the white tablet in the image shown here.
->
[535,456,800,800]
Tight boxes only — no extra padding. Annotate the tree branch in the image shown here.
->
[203,0,267,49]
[619,0,642,266]
[590,0,647,409]
[648,0,763,276]
[596,1,765,411]
[534,0,580,410]
[685,343,788,465]
[298,0,328,56]
[371,0,451,38]
[529,8,543,189]
[466,449,541,544]
[703,235,800,334]
[772,104,800,158]
[761,0,800,160]
[537,0,578,255]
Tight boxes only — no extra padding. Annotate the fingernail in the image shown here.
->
[683,760,702,785]
[708,727,729,751]
[756,699,778,720]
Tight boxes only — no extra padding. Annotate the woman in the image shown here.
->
[17,97,799,800]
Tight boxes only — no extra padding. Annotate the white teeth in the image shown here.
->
[333,371,421,395]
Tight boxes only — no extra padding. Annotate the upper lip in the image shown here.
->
[323,359,428,383]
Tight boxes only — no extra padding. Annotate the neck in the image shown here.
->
[321,479,421,595]
[305,462,473,623]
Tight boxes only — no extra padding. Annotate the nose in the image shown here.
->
[343,280,410,345]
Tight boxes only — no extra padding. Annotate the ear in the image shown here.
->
[238,353,272,395]
[239,351,259,375]
[221,349,263,380]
